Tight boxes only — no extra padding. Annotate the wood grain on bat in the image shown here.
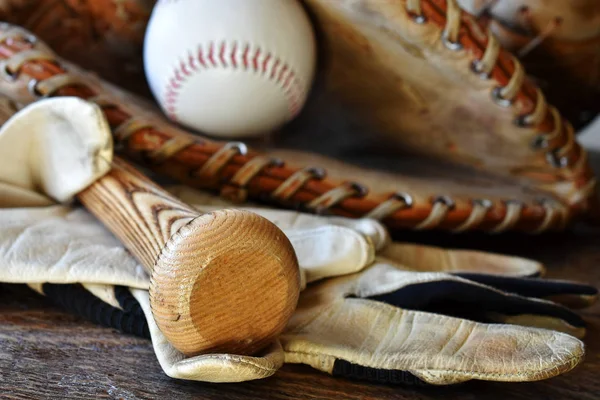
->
[77,157,197,271]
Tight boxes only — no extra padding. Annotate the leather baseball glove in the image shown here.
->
[0,11,596,234]
[0,0,154,96]
[456,0,600,130]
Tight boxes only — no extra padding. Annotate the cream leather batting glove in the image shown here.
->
[0,183,597,385]
[172,187,600,385]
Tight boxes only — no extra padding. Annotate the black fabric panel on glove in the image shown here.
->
[332,359,429,386]
[454,273,599,299]
[42,283,150,339]
[365,279,586,328]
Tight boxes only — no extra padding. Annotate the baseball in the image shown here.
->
[143,0,317,139]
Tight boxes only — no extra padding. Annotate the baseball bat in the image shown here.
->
[76,156,300,357]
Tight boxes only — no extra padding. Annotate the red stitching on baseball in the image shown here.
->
[252,48,260,71]
[230,42,238,68]
[197,45,207,67]
[262,52,272,75]
[180,59,190,76]
[283,72,294,93]
[164,41,305,123]
[219,42,227,67]
[207,42,216,66]
[188,51,197,71]
[270,58,280,79]
[169,78,181,89]
[242,44,250,69]
[278,65,289,84]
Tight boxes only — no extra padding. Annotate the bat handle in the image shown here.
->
[76,156,300,356]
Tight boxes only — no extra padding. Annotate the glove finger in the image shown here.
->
[284,286,585,385]
[381,242,544,277]
[455,273,599,309]
[323,217,389,251]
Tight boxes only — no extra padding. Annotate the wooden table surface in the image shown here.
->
[1,224,599,400]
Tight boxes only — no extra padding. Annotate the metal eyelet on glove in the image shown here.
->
[442,35,463,51]
[546,149,569,168]
[432,195,456,209]
[349,182,369,198]
[469,31,499,80]
[225,141,248,156]
[470,60,491,80]
[27,79,44,98]
[491,86,513,107]
[473,198,493,209]
[22,33,37,46]
[393,192,414,208]
[0,62,17,82]
[306,167,327,180]
[406,0,427,24]
[531,135,549,150]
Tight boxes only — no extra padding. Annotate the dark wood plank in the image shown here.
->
[1,224,600,400]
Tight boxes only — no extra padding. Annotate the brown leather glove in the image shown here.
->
[0,0,154,96]
[0,19,596,234]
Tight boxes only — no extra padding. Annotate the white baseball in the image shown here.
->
[143,0,317,138]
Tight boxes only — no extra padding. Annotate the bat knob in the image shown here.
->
[149,209,300,356]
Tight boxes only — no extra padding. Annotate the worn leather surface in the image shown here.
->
[457,0,600,129]
[301,0,595,205]
[283,262,586,385]
[0,98,113,203]
[0,0,154,96]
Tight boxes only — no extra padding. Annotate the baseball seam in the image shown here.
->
[163,40,305,123]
